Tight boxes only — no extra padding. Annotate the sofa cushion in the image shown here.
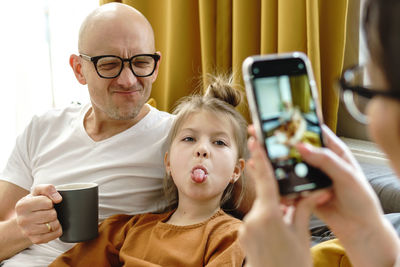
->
[360,162,400,214]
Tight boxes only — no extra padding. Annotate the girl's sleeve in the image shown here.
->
[49,214,134,267]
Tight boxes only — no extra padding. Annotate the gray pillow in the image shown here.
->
[361,162,400,214]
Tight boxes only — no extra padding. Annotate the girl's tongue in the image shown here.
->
[192,168,206,183]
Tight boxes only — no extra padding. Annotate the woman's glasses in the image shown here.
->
[339,65,400,124]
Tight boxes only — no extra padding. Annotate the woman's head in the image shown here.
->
[363,0,400,91]
[363,0,400,175]
[163,74,248,211]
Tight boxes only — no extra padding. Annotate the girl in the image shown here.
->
[239,0,400,266]
[50,75,247,266]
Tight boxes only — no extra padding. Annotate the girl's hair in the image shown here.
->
[163,74,248,212]
[363,0,400,92]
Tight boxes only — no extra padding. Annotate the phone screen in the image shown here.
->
[250,57,331,195]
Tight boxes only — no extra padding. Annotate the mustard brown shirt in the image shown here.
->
[50,209,244,267]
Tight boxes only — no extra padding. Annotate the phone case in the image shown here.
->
[242,52,331,196]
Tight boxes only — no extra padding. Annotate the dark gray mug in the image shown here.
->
[54,183,99,243]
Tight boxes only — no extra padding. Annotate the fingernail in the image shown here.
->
[51,191,61,201]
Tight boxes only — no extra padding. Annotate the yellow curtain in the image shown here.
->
[100,0,348,131]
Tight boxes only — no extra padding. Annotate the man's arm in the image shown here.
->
[0,181,32,260]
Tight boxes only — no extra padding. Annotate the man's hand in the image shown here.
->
[15,184,63,244]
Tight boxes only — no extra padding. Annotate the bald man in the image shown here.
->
[0,3,173,266]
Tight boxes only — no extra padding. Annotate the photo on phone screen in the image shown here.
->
[243,53,332,196]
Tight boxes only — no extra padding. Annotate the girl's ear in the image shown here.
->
[231,158,245,183]
[70,54,87,85]
[164,151,171,175]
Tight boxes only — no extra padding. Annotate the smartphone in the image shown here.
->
[242,52,332,196]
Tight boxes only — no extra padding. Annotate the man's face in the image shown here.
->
[80,15,159,121]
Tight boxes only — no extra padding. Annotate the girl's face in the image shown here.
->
[366,60,400,174]
[165,110,244,204]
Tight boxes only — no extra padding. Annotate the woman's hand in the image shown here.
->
[296,125,381,238]
[239,126,330,267]
[296,125,400,267]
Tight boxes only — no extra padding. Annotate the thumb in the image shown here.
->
[292,190,332,240]
[296,143,352,187]
[31,184,62,203]
[247,136,280,205]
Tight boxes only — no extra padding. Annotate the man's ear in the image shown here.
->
[150,51,162,83]
[70,54,87,85]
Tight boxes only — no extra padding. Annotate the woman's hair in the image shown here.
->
[163,74,248,212]
[363,0,400,92]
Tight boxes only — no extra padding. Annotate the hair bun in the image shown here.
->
[204,74,242,108]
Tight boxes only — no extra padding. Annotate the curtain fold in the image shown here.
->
[100,0,349,131]
[318,1,348,131]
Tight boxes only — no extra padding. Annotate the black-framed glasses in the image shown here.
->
[80,53,160,79]
[339,65,400,124]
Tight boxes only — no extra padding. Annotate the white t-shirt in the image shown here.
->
[0,103,174,267]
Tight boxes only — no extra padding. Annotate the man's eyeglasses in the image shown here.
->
[339,65,400,124]
[80,53,160,79]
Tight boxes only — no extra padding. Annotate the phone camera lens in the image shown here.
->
[298,63,304,70]
[253,67,260,74]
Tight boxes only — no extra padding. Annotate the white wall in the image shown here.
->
[0,0,98,170]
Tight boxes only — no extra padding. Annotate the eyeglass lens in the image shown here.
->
[342,66,371,123]
[96,55,156,78]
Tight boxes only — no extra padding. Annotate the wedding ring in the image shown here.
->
[46,222,52,232]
